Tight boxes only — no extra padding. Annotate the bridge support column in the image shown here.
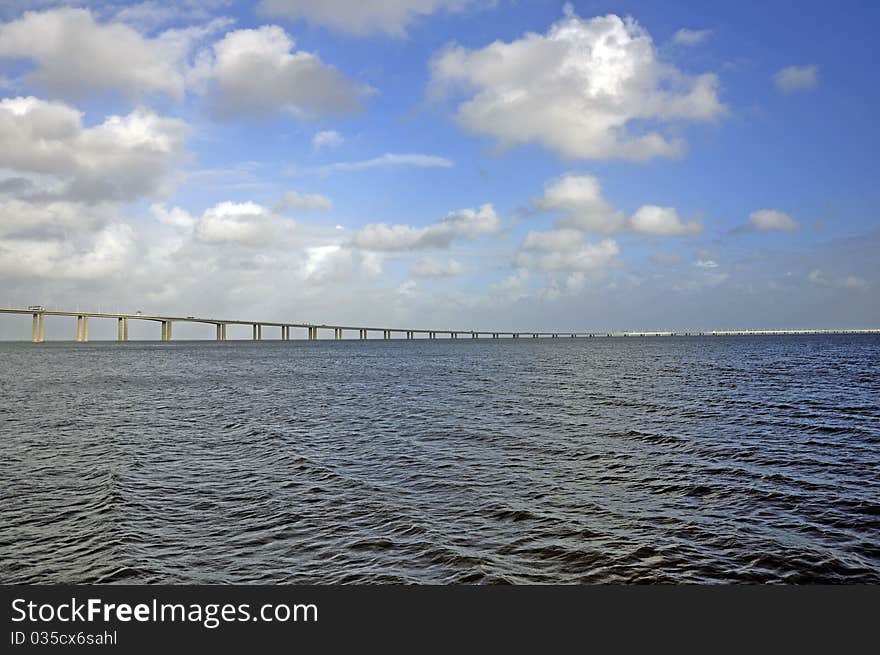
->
[308,327,316,340]
[117,317,124,341]
[407,331,413,339]
[123,317,128,341]
[76,315,82,342]
[257,324,262,340]
[32,313,38,342]
[82,316,89,342]
[429,332,435,339]
[38,313,44,342]
[252,324,257,340]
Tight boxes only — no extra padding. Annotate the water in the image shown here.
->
[1,336,878,584]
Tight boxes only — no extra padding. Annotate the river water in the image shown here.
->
[1,336,878,583]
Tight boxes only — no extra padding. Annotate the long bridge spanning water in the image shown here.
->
[2,307,878,343]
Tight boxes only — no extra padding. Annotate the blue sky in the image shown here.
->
[0,0,878,337]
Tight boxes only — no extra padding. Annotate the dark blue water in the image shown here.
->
[1,336,878,583]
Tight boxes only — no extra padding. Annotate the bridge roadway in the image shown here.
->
[2,307,878,342]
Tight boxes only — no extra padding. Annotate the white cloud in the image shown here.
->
[193,25,373,119]
[694,258,718,268]
[0,221,134,280]
[0,8,223,100]
[430,10,725,160]
[536,175,623,233]
[773,65,818,94]
[521,228,584,252]
[352,203,499,251]
[411,257,465,278]
[536,174,702,236]
[302,153,453,174]
[312,129,343,149]
[150,203,197,229]
[257,0,482,36]
[194,201,298,247]
[0,96,186,203]
[276,191,333,211]
[517,238,619,274]
[629,205,701,236]
[737,209,800,233]
[672,28,712,46]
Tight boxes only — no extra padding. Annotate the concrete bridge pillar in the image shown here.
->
[308,326,316,340]
[429,332,435,339]
[32,313,39,342]
[252,324,257,340]
[117,317,124,341]
[82,316,89,342]
[38,313,44,342]
[407,331,413,339]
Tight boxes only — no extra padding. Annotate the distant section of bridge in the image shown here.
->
[2,307,878,342]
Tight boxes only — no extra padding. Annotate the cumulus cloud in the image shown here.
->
[536,175,623,233]
[536,174,702,236]
[672,28,713,46]
[0,219,135,280]
[193,25,373,119]
[312,129,343,149]
[773,65,818,94]
[629,205,701,236]
[411,257,465,278]
[257,0,482,36]
[516,237,619,274]
[0,96,186,203]
[734,209,800,233]
[0,8,224,100]
[352,203,499,251]
[194,201,297,247]
[275,191,333,211]
[430,10,725,160]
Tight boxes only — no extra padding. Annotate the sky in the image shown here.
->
[1,0,878,338]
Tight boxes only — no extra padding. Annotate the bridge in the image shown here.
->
[1,307,878,342]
